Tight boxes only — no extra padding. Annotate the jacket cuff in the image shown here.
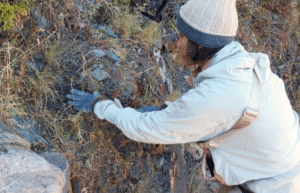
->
[91,96,108,113]
[94,100,125,122]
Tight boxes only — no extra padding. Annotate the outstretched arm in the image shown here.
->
[93,79,245,144]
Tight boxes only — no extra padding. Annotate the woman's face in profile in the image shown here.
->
[175,32,198,69]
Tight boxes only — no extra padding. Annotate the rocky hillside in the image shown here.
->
[0,0,299,192]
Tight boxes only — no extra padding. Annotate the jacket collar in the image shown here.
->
[194,41,271,85]
[209,41,245,68]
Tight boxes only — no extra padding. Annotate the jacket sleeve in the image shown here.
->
[94,78,247,144]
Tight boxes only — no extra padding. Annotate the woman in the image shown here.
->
[66,0,300,192]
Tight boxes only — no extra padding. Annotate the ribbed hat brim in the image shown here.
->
[177,15,235,48]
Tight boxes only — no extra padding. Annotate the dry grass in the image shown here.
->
[166,89,183,102]
[187,162,208,193]
[105,0,161,50]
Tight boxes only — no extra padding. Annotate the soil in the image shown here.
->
[0,0,299,192]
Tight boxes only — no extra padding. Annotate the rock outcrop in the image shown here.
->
[0,118,72,193]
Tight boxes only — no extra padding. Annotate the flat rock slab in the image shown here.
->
[40,152,72,193]
[91,24,118,38]
[92,67,109,81]
[8,115,48,144]
[93,49,106,58]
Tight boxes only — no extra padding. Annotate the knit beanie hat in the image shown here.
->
[177,0,238,48]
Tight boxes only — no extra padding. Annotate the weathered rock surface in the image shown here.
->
[0,148,66,193]
[0,119,72,193]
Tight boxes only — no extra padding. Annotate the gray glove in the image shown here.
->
[66,89,104,113]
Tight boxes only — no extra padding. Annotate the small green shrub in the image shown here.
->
[139,21,161,47]
[111,5,141,40]
[168,17,177,31]
[0,1,32,30]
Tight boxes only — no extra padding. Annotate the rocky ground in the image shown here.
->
[0,0,299,192]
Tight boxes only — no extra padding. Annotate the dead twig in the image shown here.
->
[147,77,166,101]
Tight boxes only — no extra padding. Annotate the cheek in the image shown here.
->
[176,44,187,56]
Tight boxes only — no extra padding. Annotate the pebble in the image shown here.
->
[37,62,44,71]
[30,62,45,72]
[59,1,66,6]
[157,157,165,169]
[39,16,48,29]
[130,162,142,180]
[271,14,280,21]
[92,67,109,81]
[70,59,79,67]
[59,13,64,20]
[157,171,165,186]
[93,49,106,58]
[76,181,81,193]
[90,24,118,38]
[107,51,121,65]
[85,159,92,169]
[155,40,162,49]
[30,62,36,70]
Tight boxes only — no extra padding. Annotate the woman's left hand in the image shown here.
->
[66,89,105,113]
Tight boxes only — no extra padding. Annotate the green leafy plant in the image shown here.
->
[0,0,32,30]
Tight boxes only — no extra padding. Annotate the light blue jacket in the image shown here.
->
[94,41,300,191]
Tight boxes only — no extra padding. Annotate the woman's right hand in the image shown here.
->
[188,66,202,88]
[188,74,195,88]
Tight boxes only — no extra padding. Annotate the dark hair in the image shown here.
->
[186,39,224,68]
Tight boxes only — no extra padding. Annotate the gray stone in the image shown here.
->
[167,30,179,42]
[0,118,71,193]
[0,149,66,193]
[156,40,162,49]
[30,62,37,69]
[8,115,48,145]
[254,0,260,4]
[0,118,12,133]
[30,62,44,72]
[0,132,31,150]
[70,59,79,67]
[85,158,92,169]
[40,152,72,193]
[93,49,106,58]
[157,171,165,186]
[107,51,121,65]
[271,14,280,21]
[99,63,105,69]
[38,62,44,71]
[39,16,48,29]
[76,181,82,193]
[59,12,65,20]
[33,6,39,19]
[92,67,109,81]
[130,162,142,180]
[157,157,165,169]
[90,24,118,38]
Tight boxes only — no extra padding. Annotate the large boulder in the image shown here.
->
[0,118,72,193]
[0,148,66,192]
